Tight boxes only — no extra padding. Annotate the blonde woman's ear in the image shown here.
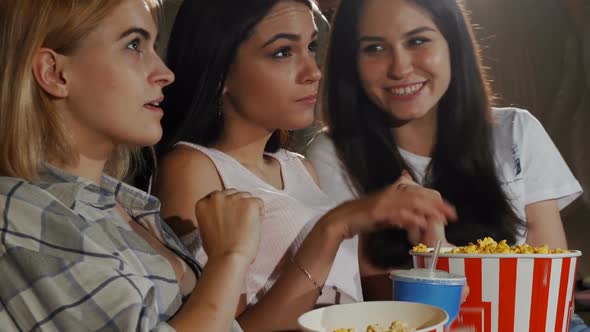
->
[32,48,68,98]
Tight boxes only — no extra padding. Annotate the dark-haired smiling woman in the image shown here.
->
[156,0,459,331]
[306,0,583,306]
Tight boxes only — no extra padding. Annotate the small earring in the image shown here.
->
[217,98,222,118]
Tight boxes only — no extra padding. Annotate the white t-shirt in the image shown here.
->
[305,107,583,244]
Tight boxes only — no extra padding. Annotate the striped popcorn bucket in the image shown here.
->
[411,250,582,332]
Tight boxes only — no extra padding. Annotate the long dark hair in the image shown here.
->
[323,0,524,268]
[159,0,312,156]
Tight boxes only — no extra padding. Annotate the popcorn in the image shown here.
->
[333,320,415,332]
[412,237,569,254]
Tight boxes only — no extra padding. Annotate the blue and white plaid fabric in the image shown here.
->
[571,313,590,332]
[0,165,203,331]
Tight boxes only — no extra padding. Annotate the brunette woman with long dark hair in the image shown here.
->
[156,0,457,330]
[306,0,582,301]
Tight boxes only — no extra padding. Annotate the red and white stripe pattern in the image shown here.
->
[413,254,579,332]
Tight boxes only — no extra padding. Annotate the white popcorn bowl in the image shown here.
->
[297,300,448,332]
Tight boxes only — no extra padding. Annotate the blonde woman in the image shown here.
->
[0,0,263,331]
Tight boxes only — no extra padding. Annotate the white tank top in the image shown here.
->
[176,142,363,305]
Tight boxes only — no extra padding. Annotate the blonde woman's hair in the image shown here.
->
[0,0,161,180]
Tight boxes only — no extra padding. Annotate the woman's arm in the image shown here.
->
[306,135,453,301]
[237,210,343,331]
[157,146,260,315]
[237,175,456,331]
[525,199,568,248]
[156,145,224,238]
[158,149,265,330]
[357,174,453,301]
[169,246,252,331]
[518,109,580,249]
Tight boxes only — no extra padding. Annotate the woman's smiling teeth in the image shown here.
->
[389,82,425,96]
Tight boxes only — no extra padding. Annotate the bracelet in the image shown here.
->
[290,257,323,296]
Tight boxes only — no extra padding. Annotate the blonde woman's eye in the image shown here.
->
[127,38,142,52]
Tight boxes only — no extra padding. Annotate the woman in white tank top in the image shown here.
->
[175,143,363,306]
[156,1,457,331]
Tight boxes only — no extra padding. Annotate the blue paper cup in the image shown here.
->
[391,268,465,328]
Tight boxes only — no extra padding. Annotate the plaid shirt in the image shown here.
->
[0,166,212,331]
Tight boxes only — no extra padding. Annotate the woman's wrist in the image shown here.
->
[207,250,254,269]
[317,202,361,242]
[321,195,388,242]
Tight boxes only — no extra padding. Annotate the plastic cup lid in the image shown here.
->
[390,268,466,285]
